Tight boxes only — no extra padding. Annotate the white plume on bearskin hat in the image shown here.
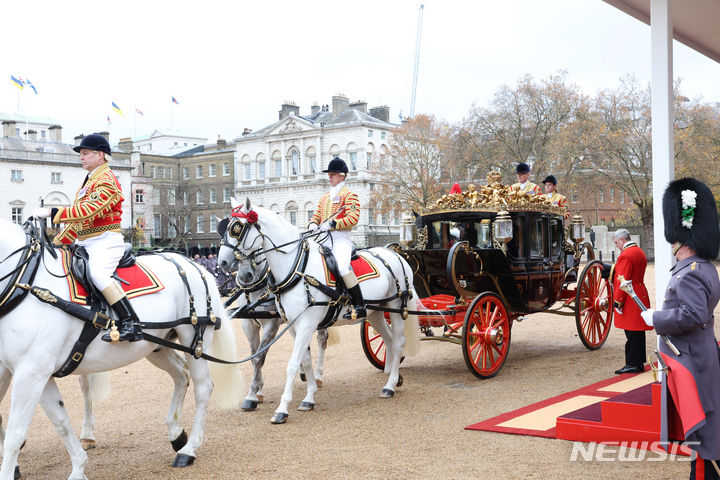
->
[662,177,720,259]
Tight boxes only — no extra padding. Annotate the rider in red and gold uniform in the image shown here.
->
[32,134,142,342]
[308,157,365,319]
[511,162,542,195]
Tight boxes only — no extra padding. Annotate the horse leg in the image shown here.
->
[77,375,97,451]
[38,378,88,480]
[314,329,329,388]
[271,322,314,424]
[146,348,190,453]
[170,355,213,467]
[368,312,401,398]
[241,318,278,411]
[288,328,308,382]
[0,364,20,480]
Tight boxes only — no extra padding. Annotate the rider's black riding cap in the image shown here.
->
[542,175,557,185]
[515,162,530,174]
[73,133,111,155]
[323,157,349,174]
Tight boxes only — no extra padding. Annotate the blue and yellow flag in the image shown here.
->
[111,101,124,117]
[10,75,24,90]
[25,79,38,94]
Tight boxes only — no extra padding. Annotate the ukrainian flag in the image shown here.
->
[10,75,24,90]
[111,101,124,117]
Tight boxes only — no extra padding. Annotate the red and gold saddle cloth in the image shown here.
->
[60,249,165,305]
[322,253,381,287]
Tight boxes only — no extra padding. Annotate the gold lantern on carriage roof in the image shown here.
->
[399,212,416,248]
[570,215,586,244]
[493,211,513,244]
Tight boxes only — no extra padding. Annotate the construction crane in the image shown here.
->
[409,4,424,118]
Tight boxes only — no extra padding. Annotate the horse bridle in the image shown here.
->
[0,220,48,316]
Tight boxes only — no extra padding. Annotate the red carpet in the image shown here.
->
[465,368,655,438]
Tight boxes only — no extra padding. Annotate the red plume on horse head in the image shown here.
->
[449,183,462,195]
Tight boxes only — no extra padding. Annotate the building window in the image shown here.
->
[153,189,160,205]
[291,151,299,175]
[184,216,191,234]
[349,152,357,170]
[196,165,203,178]
[308,155,316,173]
[223,163,230,176]
[157,167,164,178]
[368,129,373,137]
[150,166,156,178]
[244,163,251,180]
[135,189,144,203]
[381,213,388,225]
[51,172,62,184]
[223,186,231,203]
[197,214,205,233]
[41,130,46,139]
[258,162,266,179]
[168,217,177,238]
[168,190,176,205]
[11,207,22,225]
[274,159,282,177]
[154,214,161,237]
[381,132,386,140]
[307,210,314,223]
[166,167,172,179]
[196,191,204,204]
[369,183,375,191]
[183,191,188,205]
[599,190,605,203]
[209,189,217,203]
[289,210,297,226]
[183,167,190,180]
[366,153,372,170]
[368,208,374,224]
[209,164,216,177]
[620,191,625,204]
[210,216,217,233]
[11,170,23,181]
[609,187,615,202]
[571,190,578,203]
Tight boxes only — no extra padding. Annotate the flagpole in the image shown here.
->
[171,101,175,130]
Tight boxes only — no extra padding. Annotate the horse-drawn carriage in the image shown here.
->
[361,171,615,378]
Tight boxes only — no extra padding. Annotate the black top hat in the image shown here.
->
[662,177,719,259]
[515,162,530,174]
[323,157,348,174]
[542,175,557,185]
[73,133,111,155]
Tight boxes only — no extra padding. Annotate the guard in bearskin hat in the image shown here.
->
[308,157,365,319]
[640,178,720,479]
[31,133,143,343]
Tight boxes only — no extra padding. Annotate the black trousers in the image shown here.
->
[691,458,720,480]
[624,330,646,367]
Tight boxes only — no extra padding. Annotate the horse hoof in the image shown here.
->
[299,373,307,382]
[316,379,323,388]
[170,430,187,452]
[380,388,395,398]
[80,438,96,450]
[257,394,264,404]
[396,374,404,388]
[14,466,20,480]
[171,453,195,467]
[241,399,258,411]
[270,412,289,424]
[298,401,315,411]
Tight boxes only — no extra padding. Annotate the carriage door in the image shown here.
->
[526,214,551,310]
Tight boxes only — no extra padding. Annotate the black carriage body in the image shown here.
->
[401,209,567,315]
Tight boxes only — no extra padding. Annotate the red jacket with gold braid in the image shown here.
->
[309,185,360,231]
[52,163,124,245]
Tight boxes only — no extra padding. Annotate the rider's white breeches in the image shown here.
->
[77,231,125,291]
[324,232,352,276]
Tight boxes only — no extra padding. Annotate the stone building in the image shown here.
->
[233,94,397,247]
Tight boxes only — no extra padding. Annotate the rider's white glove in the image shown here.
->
[319,222,332,232]
[32,207,51,219]
[640,309,655,327]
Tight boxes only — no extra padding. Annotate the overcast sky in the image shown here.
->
[3,0,720,145]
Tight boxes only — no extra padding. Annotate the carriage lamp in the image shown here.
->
[570,215,586,244]
[493,211,513,244]
[399,213,415,248]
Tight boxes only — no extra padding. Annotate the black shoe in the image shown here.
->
[101,297,143,343]
[614,365,643,374]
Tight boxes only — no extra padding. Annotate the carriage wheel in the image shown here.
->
[361,320,387,370]
[462,292,511,379]
[575,259,613,350]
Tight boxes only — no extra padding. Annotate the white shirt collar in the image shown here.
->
[329,181,345,197]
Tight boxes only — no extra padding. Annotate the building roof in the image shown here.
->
[603,0,720,63]
[0,112,60,126]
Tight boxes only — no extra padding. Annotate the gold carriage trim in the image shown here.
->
[420,171,567,217]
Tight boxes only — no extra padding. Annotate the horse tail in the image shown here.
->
[208,307,244,410]
[87,372,111,404]
[403,291,421,357]
[325,328,341,347]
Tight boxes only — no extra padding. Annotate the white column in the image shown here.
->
[651,0,674,308]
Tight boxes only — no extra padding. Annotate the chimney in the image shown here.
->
[98,131,110,143]
[217,136,227,150]
[332,94,349,116]
[242,128,253,136]
[118,137,134,152]
[26,130,37,141]
[48,125,62,143]
[311,103,320,114]
[278,101,300,120]
[74,134,85,146]
[369,105,390,123]
[350,100,368,114]
[2,120,16,138]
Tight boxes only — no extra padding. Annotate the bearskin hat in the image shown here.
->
[662,177,719,259]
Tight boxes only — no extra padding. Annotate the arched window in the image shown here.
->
[304,201,315,224]
[287,147,300,176]
[305,146,317,174]
[346,142,358,170]
[271,150,282,177]
[285,201,298,226]
[366,142,375,171]
[256,152,266,180]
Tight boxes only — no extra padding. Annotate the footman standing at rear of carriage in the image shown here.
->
[31,134,142,343]
[640,178,720,480]
[308,157,366,320]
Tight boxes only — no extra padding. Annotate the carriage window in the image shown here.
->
[478,220,491,248]
[529,217,548,258]
[550,218,563,258]
[428,222,443,249]
[506,217,524,258]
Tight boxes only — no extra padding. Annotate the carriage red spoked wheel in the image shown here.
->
[361,320,388,370]
[462,292,511,379]
[575,259,613,350]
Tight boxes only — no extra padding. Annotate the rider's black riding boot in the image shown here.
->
[341,273,366,320]
[100,283,142,343]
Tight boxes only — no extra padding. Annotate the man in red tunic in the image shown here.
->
[611,228,651,374]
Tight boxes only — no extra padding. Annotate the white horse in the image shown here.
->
[221,237,338,412]
[218,199,420,424]
[0,219,242,480]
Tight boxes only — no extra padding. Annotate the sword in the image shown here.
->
[617,275,680,356]
[651,350,669,446]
